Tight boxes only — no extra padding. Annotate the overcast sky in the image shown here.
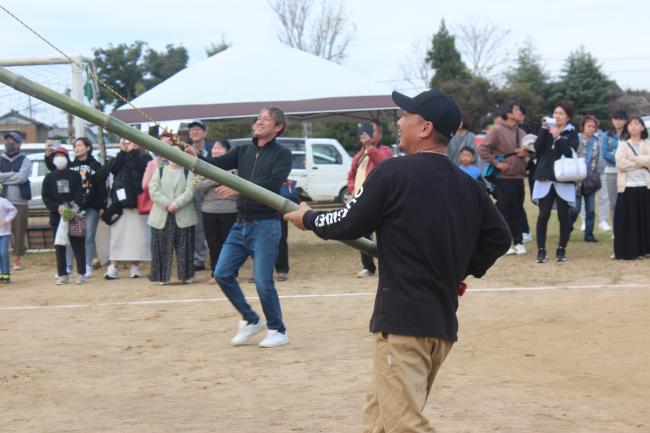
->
[2,0,650,123]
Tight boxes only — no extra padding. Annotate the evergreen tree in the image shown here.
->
[554,47,613,121]
[426,20,470,88]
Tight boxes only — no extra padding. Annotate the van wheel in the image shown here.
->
[337,187,348,204]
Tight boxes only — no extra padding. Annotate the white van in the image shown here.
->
[229,137,352,203]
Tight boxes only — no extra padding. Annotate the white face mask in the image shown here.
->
[53,155,68,170]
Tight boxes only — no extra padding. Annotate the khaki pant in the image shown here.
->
[363,333,453,433]
[11,204,28,257]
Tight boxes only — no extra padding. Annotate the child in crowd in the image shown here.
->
[0,184,17,282]
[458,146,481,180]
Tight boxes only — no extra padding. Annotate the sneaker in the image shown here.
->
[599,221,612,232]
[12,258,23,271]
[129,265,141,278]
[505,247,516,256]
[522,232,533,243]
[556,247,567,262]
[56,275,69,285]
[259,330,289,348]
[158,281,169,286]
[208,277,216,285]
[0,274,9,283]
[514,244,527,255]
[536,249,548,263]
[76,275,86,285]
[580,222,586,232]
[84,265,93,278]
[194,263,206,271]
[356,269,374,278]
[104,264,118,280]
[230,320,266,346]
[276,272,288,282]
[182,279,193,284]
[584,236,599,243]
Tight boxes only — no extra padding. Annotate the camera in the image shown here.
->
[542,116,556,128]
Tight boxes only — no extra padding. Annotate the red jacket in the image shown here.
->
[347,144,393,194]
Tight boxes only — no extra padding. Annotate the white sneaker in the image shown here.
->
[580,222,586,232]
[356,269,374,278]
[522,233,533,243]
[506,247,516,255]
[104,264,118,280]
[84,265,93,278]
[599,221,612,232]
[514,244,527,255]
[182,279,193,284]
[230,320,266,346]
[130,265,141,278]
[76,275,86,285]
[56,275,69,285]
[259,330,289,348]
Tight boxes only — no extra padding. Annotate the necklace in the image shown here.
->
[417,149,447,156]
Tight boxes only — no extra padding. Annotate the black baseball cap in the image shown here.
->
[188,120,206,130]
[612,110,628,120]
[392,90,461,140]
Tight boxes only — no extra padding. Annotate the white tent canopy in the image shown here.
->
[112,41,398,124]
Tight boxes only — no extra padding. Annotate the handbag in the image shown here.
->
[553,148,587,182]
[581,141,602,195]
[68,214,87,237]
[137,189,153,215]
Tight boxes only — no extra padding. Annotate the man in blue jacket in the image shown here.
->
[187,107,292,348]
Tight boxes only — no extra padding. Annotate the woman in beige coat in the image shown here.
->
[613,117,650,259]
[148,149,198,284]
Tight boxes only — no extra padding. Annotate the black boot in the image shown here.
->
[536,248,548,263]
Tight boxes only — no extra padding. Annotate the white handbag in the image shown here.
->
[553,148,587,182]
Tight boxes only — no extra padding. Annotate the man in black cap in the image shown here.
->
[187,120,213,270]
[285,89,511,432]
[0,132,32,270]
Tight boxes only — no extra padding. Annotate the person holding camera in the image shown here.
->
[346,120,392,278]
[532,101,579,263]
[478,101,529,255]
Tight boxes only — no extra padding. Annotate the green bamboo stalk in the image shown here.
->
[0,65,377,257]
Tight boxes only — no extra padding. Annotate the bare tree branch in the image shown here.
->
[454,18,511,78]
[399,38,433,90]
[269,0,355,64]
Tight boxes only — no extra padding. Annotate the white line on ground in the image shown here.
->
[0,283,646,312]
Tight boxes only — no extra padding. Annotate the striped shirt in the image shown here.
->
[625,142,648,187]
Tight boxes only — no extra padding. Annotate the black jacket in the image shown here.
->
[534,127,579,181]
[68,155,107,211]
[303,153,511,341]
[202,137,292,219]
[42,167,83,226]
[110,149,151,209]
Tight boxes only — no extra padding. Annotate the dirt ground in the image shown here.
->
[1,224,649,433]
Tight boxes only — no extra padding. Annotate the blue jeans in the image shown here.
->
[571,192,596,239]
[214,219,285,333]
[0,234,10,274]
[66,208,99,270]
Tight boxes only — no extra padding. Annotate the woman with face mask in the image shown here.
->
[41,147,85,284]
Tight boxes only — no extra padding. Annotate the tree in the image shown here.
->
[504,40,551,131]
[206,36,231,57]
[554,47,613,121]
[142,44,189,90]
[454,18,510,78]
[92,41,188,110]
[399,38,434,90]
[426,20,470,88]
[269,0,355,64]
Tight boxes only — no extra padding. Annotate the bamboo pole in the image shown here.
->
[0,65,378,257]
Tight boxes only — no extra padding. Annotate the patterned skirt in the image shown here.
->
[149,213,195,282]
